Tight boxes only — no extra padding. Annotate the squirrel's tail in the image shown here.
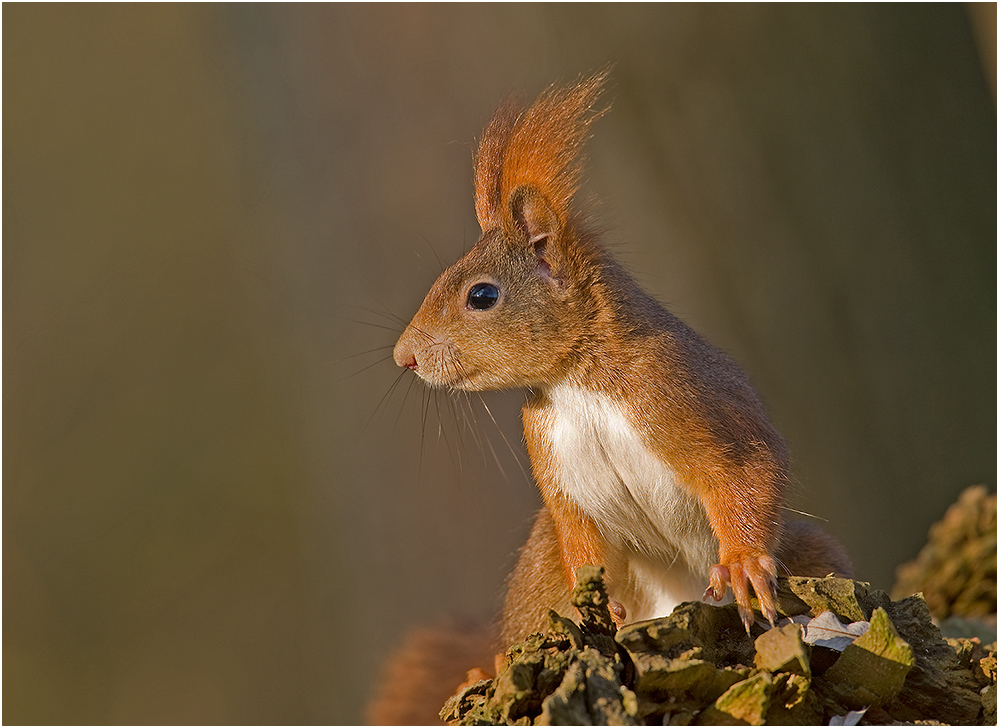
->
[365,621,496,725]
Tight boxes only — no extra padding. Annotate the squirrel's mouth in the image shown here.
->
[403,340,528,392]
[416,363,506,393]
[408,343,476,390]
[416,369,468,390]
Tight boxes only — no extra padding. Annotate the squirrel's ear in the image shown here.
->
[510,186,559,246]
[510,186,561,283]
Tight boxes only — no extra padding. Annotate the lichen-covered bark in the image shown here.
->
[443,567,995,725]
[430,488,997,725]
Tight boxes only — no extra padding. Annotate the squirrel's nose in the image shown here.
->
[393,336,417,370]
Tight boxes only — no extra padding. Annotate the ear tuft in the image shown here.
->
[472,69,610,234]
[473,99,521,231]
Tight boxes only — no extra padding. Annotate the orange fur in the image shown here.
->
[365,623,495,726]
[474,70,609,233]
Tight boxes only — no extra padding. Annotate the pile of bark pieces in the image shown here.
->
[443,485,996,725]
[443,568,995,725]
[441,567,996,725]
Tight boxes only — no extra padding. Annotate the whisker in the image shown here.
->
[781,507,827,522]
[360,366,410,436]
[338,316,403,334]
[433,356,464,474]
[433,386,457,471]
[394,371,421,433]
[410,325,437,344]
[385,371,419,440]
[457,392,484,458]
[419,232,446,275]
[475,393,531,484]
[337,353,396,383]
[465,394,510,482]
[410,241,445,280]
[446,393,467,476]
[417,386,435,483]
[446,362,504,477]
[380,339,532,496]
[340,303,409,329]
[334,345,396,363]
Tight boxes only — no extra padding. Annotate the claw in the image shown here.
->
[704,564,730,602]
[609,599,627,625]
[706,555,778,633]
[750,569,778,627]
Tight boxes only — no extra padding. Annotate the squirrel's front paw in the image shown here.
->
[704,555,777,632]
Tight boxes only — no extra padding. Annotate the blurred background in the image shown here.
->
[4,4,995,724]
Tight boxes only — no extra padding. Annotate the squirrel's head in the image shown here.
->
[394,71,609,391]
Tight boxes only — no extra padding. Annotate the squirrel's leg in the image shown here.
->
[499,507,571,647]
[500,498,625,650]
[544,491,629,624]
[700,467,783,630]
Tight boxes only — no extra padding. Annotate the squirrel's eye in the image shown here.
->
[467,282,500,310]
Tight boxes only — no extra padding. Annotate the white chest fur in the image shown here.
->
[546,384,720,621]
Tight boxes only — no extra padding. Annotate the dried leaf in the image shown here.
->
[800,611,869,651]
[828,707,868,725]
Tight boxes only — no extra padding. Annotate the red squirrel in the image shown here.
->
[383,71,852,718]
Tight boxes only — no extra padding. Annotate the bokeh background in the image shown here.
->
[5,4,995,724]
